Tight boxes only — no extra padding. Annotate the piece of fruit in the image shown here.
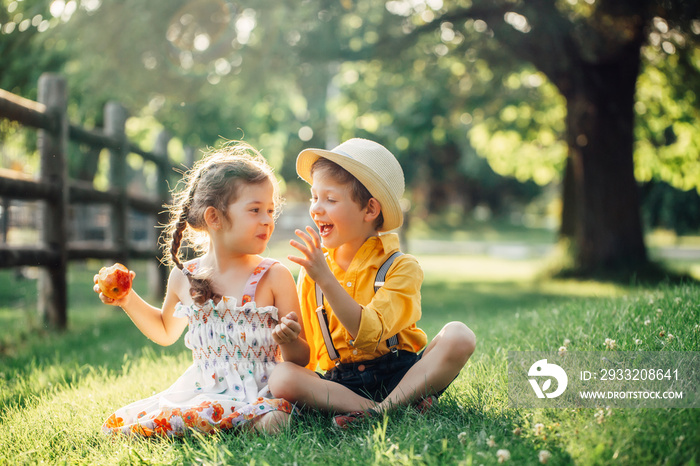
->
[97,263,132,300]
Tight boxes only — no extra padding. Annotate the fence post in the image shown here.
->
[153,130,171,298]
[104,102,129,266]
[1,197,9,242]
[37,73,69,330]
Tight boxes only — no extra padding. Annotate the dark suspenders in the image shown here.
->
[315,251,404,364]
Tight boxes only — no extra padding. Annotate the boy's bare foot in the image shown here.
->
[332,409,378,429]
[413,395,437,414]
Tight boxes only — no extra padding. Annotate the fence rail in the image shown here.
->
[0,73,187,330]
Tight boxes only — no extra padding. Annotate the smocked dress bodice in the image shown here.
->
[174,291,281,395]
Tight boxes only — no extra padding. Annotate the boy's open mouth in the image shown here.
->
[318,222,334,237]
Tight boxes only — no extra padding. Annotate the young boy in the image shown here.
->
[269,138,476,428]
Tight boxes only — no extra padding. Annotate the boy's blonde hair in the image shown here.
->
[162,141,279,303]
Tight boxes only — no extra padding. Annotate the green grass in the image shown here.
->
[1,255,699,465]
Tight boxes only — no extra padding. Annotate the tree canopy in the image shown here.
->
[2,0,699,275]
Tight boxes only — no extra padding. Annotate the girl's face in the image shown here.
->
[309,168,370,251]
[218,178,276,255]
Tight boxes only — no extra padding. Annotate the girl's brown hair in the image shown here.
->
[162,141,280,304]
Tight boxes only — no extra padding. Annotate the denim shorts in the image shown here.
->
[319,350,422,402]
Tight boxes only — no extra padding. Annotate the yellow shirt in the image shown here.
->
[298,233,428,371]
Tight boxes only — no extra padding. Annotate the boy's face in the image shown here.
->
[309,167,373,250]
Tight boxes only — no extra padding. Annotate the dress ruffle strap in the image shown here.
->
[240,258,278,305]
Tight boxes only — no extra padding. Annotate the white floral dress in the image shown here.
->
[102,258,292,437]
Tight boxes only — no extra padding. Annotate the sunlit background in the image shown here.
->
[1,0,699,277]
[2,4,700,463]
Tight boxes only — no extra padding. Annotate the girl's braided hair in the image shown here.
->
[162,141,280,304]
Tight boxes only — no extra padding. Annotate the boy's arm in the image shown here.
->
[312,270,363,338]
[288,227,363,337]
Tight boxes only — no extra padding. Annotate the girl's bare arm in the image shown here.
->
[269,264,310,366]
[94,267,189,346]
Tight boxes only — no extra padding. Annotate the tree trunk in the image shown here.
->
[559,156,577,240]
[560,48,648,274]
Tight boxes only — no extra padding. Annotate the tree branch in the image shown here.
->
[303,0,578,91]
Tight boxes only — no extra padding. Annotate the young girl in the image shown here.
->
[94,141,308,436]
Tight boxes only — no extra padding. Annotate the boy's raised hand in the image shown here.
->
[288,226,333,284]
[289,227,364,338]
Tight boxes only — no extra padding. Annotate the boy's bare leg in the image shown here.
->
[375,321,476,412]
[269,362,377,413]
[271,322,475,416]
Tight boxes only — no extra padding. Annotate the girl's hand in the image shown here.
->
[93,270,135,307]
[272,311,301,345]
[288,227,333,284]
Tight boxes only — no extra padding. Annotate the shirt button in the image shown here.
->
[346,282,352,287]
[353,350,358,355]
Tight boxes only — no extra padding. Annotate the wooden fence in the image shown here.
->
[0,73,188,330]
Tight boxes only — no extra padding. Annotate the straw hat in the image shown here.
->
[296,138,405,232]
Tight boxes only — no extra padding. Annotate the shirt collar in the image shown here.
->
[325,233,401,272]
[377,232,400,253]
